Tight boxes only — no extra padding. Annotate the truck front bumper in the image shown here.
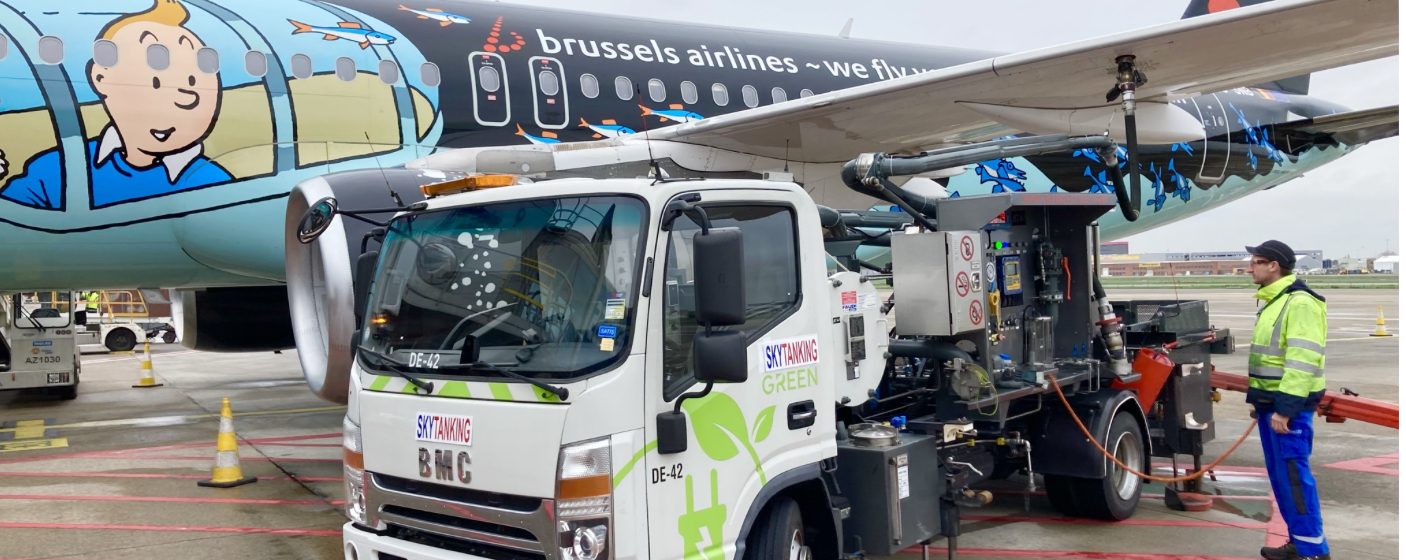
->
[344,523,492,560]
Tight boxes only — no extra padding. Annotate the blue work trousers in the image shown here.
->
[1257,409,1329,557]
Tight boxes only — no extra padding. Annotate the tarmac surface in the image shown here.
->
[0,288,1396,559]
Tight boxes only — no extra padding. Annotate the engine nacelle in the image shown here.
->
[284,168,449,403]
[178,287,295,351]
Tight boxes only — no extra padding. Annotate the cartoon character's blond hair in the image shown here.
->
[98,0,191,41]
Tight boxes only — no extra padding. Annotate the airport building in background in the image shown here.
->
[1099,244,1326,276]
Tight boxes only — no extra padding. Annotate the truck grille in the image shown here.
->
[366,473,557,559]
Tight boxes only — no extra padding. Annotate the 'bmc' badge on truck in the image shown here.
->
[415,413,473,446]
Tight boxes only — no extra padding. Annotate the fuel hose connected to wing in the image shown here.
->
[1044,372,1256,483]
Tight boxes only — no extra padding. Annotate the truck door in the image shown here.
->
[643,189,836,560]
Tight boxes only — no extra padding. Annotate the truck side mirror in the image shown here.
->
[693,228,745,326]
[353,250,378,329]
[693,331,747,383]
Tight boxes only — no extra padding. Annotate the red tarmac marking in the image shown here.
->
[1321,452,1398,476]
[114,455,340,463]
[0,521,340,537]
[899,547,1256,559]
[0,493,344,507]
[962,514,1265,530]
[0,471,340,482]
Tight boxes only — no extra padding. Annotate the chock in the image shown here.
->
[131,340,163,388]
[1370,306,1391,337]
[198,397,257,488]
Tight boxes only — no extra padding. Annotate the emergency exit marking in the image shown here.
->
[959,237,975,261]
[968,300,983,326]
[0,437,67,453]
[954,272,971,297]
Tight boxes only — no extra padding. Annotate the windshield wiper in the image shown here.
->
[444,361,569,401]
[355,346,435,395]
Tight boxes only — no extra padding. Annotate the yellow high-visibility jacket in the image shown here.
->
[1247,274,1327,417]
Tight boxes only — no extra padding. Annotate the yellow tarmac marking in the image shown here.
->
[0,405,343,434]
[13,420,46,440]
[0,438,68,453]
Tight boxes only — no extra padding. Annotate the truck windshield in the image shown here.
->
[360,195,647,381]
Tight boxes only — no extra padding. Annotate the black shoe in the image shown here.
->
[1260,542,1295,560]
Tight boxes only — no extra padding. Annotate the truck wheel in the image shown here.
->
[162,330,177,344]
[105,329,137,353]
[1043,474,1085,517]
[744,496,811,560]
[1077,411,1145,520]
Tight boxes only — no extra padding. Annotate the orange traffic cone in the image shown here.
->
[1371,306,1392,337]
[131,340,163,388]
[198,397,257,488]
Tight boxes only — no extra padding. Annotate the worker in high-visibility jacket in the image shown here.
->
[1245,240,1330,560]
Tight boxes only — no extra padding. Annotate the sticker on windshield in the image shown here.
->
[600,338,616,352]
[416,413,473,447]
[597,324,619,339]
[604,298,627,320]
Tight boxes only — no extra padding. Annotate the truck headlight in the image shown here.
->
[343,415,369,526]
[557,438,611,560]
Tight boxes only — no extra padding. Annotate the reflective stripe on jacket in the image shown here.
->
[1247,274,1327,417]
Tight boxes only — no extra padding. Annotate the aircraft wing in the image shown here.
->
[647,0,1397,163]
[1276,105,1399,151]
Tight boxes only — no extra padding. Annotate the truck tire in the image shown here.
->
[1042,474,1085,517]
[744,496,811,560]
[1076,411,1145,520]
[105,329,137,353]
[162,330,177,344]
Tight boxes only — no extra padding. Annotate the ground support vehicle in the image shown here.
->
[73,289,166,352]
[0,292,81,399]
[293,137,1231,560]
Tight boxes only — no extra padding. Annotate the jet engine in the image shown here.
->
[178,287,296,351]
[285,168,449,403]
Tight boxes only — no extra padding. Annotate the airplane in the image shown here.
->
[0,0,1394,401]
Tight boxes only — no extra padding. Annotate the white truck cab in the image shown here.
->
[1,292,81,399]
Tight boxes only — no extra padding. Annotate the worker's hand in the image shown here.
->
[1249,408,1258,420]
[1271,413,1291,434]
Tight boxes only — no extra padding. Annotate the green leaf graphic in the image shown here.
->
[683,393,768,485]
[752,406,775,444]
[682,393,747,462]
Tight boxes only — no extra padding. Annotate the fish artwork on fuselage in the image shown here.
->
[0,0,442,228]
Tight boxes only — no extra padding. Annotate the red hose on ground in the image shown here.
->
[1045,372,1255,483]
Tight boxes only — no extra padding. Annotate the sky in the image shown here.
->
[505,0,1399,259]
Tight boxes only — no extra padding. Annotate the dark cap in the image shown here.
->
[1246,240,1296,271]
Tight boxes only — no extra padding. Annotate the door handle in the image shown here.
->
[787,400,816,430]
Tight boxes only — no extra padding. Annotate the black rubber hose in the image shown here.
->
[1124,113,1144,207]
[889,339,973,389]
[1107,155,1140,222]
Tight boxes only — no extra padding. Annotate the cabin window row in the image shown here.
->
[2,35,440,87]
[575,72,814,107]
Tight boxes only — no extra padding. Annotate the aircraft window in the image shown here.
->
[93,40,119,67]
[799,88,814,97]
[680,81,698,105]
[537,69,560,96]
[378,60,400,84]
[291,54,312,79]
[579,73,599,98]
[37,36,63,65]
[711,83,729,106]
[0,34,6,61]
[742,85,759,108]
[421,62,442,87]
[336,57,356,82]
[771,87,787,104]
[477,65,501,92]
[648,78,666,102]
[196,48,219,74]
[146,44,170,71]
[614,76,633,101]
[245,51,268,78]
